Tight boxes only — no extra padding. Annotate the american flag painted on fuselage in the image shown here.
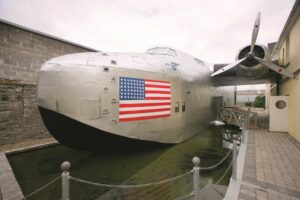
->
[119,77,171,122]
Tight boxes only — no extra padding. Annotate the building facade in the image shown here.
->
[272,0,300,142]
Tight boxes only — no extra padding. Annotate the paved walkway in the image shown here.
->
[239,130,300,200]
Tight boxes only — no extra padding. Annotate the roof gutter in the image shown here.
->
[0,18,100,52]
[271,0,300,57]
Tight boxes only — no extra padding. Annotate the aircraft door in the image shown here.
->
[269,96,288,132]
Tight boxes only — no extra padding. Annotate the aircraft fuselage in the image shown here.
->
[37,47,233,149]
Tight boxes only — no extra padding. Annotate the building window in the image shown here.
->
[275,100,286,109]
[281,34,290,67]
[281,48,285,66]
[285,35,290,66]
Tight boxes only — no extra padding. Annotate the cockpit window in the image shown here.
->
[146,47,177,57]
[146,48,156,54]
[194,58,204,65]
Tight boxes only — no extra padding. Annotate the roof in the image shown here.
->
[0,18,100,52]
[271,0,300,57]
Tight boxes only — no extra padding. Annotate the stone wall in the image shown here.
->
[0,20,97,146]
[0,82,23,145]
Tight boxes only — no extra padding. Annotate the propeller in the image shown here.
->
[211,58,246,76]
[254,57,295,79]
[211,12,295,79]
[250,12,260,54]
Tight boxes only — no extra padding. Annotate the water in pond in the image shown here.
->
[8,126,240,200]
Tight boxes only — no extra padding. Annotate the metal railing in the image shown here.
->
[218,107,257,128]
[21,150,237,200]
[22,124,248,200]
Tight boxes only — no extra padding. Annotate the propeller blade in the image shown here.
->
[211,58,246,77]
[254,57,295,79]
[250,12,261,53]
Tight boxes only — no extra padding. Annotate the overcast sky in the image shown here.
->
[0,0,295,64]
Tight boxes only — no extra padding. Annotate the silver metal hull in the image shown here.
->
[37,51,234,149]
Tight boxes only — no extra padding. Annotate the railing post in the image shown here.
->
[232,141,237,181]
[241,118,245,144]
[192,157,200,200]
[61,161,71,200]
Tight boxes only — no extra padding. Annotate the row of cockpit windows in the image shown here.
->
[194,58,204,65]
[146,47,205,66]
[146,47,177,57]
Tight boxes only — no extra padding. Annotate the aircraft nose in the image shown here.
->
[37,62,102,117]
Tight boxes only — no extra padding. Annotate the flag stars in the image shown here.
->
[120,77,145,100]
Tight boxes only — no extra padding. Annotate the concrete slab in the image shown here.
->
[0,141,60,200]
[0,153,23,200]
[198,184,227,200]
[224,130,248,200]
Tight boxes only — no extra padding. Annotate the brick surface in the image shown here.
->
[238,130,300,199]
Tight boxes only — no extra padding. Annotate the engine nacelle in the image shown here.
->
[235,44,270,78]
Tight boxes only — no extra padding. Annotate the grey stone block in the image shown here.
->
[0,20,96,146]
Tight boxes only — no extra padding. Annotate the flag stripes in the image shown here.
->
[119,77,171,122]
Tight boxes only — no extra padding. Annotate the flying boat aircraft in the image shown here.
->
[37,13,295,150]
